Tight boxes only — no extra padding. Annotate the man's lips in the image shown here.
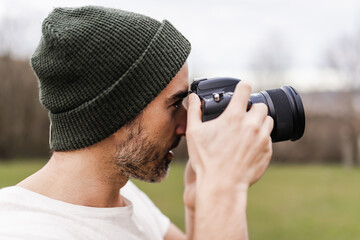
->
[166,150,175,161]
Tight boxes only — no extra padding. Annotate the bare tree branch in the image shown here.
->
[249,33,292,90]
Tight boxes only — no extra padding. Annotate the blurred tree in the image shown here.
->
[0,17,49,160]
[325,29,360,89]
[249,33,292,91]
[0,17,21,57]
[0,56,49,159]
[324,26,360,166]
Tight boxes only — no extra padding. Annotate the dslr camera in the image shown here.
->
[190,77,305,142]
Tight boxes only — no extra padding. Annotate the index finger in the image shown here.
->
[225,81,252,114]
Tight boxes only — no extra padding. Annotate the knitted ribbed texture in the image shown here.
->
[30,6,191,151]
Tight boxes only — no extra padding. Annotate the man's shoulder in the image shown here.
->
[121,180,152,204]
[0,186,18,193]
[0,186,23,202]
[122,180,143,194]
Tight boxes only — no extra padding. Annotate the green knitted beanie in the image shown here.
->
[30,6,191,151]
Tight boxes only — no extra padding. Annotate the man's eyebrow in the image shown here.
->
[166,90,189,104]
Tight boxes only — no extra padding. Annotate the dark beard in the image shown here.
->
[113,118,174,183]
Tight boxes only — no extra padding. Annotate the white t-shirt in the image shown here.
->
[0,181,170,240]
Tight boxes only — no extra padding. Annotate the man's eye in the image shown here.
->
[172,100,183,109]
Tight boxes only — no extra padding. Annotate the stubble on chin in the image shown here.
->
[112,118,170,183]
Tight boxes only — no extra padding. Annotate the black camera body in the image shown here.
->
[190,77,305,143]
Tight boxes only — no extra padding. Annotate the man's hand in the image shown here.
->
[185,81,273,239]
[186,81,273,189]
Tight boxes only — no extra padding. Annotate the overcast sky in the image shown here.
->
[1,0,360,91]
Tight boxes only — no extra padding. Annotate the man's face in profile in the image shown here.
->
[112,63,189,182]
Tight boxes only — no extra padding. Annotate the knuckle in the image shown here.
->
[268,143,273,154]
[223,107,242,121]
[266,115,274,127]
[244,120,261,133]
[227,109,241,120]
[259,134,271,146]
[183,191,194,209]
[230,114,245,128]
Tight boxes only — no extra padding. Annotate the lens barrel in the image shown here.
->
[249,86,305,142]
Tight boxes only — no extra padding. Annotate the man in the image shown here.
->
[0,6,273,240]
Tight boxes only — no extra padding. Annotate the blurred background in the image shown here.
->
[1,0,360,239]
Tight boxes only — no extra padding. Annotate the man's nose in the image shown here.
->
[175,103,187,136]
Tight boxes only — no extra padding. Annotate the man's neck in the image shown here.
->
[17,149,128,208]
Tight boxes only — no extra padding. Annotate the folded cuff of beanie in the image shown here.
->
[49,20,191,151]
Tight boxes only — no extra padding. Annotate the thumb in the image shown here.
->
[186,93,202,131]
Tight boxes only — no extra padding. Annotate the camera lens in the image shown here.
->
[191,77,305,142]
[249,86,305,142]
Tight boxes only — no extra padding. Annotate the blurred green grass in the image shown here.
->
[1,159,360,239]
[0,159,46,187]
